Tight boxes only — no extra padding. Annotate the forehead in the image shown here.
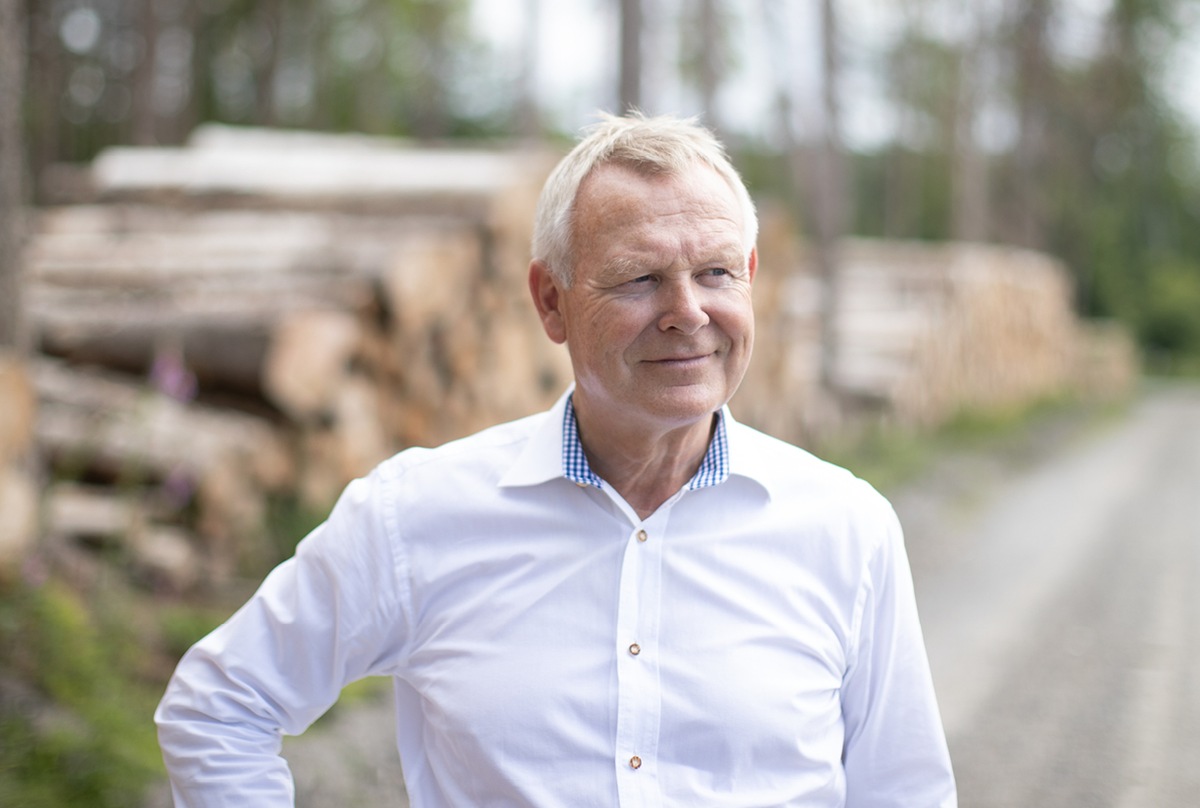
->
[572,162,746,261]
[576,160,739,217]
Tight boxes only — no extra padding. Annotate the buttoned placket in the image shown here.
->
[608,494,683,808]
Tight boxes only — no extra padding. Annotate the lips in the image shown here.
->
[643,352,713,366]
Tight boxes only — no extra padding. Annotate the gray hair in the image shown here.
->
[531,112,759,286]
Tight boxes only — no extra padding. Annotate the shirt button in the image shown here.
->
[629,755,642,770]
[576,481,588,488]
[628,643,641,656]
[636,529,648,543]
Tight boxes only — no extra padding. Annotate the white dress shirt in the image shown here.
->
[156,389,956,807]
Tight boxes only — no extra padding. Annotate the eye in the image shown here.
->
[698,267,733,285]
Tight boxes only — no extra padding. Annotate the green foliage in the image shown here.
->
[0,579,165,808]
[1139,258,1200,372]
[264,494,331,567]
[157,602,228,662]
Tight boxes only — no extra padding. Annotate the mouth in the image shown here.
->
[644,352,713,367]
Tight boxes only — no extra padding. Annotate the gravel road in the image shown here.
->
[906,381,1200,806]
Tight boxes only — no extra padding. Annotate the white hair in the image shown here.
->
[531,112,758,286]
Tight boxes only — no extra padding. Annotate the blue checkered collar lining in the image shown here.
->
[562,394,729,491]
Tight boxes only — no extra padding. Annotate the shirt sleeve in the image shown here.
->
[840,490,958,808]
[154,467,411,808]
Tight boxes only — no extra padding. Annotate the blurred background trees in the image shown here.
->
[11,0,1200,370]
[1,0,25,350]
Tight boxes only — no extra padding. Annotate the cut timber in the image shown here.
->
[0,352,35,464]
[0,353,37,570]
[130,524,201,592]
[0,467,37,569]
[44,482,142,544]
[44,482,202,592]
[262,310,363,422]
[88,124,558,216]
[33,358,292,490]
[26,204,479,397]
[294,377,394,508]
[33,358,293,579]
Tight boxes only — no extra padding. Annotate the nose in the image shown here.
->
[657,278,710,335]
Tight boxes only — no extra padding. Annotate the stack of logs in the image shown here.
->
[0,352,38,572]
[24,125,567,590]
[737,233,1137,442]
[15,125,1137,592]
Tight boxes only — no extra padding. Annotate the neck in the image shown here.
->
[575,405,716,520]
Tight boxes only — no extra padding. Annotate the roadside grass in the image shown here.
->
[0,485,387,808]
[813,390,1133,496]
[0,575,167,808]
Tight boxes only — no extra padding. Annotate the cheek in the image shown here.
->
[712,298,755,343]
[574,300,651,346]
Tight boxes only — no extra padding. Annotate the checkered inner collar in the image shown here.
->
[562,394,729,491]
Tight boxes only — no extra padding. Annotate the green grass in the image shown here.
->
[814,391,1130,495]
[0,577,166,808]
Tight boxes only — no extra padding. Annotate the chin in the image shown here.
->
[643,386,726,424]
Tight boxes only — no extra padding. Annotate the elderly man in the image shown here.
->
[157,113,957,807]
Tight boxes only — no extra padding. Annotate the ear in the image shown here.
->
[747,247,758,284]
[529,260,568,344]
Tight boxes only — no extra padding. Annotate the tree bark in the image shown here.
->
[0,0,27,349]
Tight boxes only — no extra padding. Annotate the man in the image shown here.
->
[156,113,957,807]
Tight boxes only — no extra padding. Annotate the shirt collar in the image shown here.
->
[561,394,730,492]
[499,387,759,496]
[497,389,573,489]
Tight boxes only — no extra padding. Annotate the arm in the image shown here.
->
[841,495,957,808]
[155,470,410,807]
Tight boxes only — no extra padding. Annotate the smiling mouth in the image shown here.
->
[645,353,712,366]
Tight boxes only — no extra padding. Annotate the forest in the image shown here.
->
[3,0,1200,369]
[1,2,1199,806]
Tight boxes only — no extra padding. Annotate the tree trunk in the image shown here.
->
[0,0,27,349]
[812,0,847,396]
[1012,0,1053,250]
[25,0,59,199]
[952,12,991,242]
[131,0,159,145]
[697,0,720,131]
[618,0,643,112]
[516,0,542,138]
[410,0,452,139]
[252,0,283,128]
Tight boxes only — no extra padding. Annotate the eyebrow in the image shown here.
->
[599,254,651,280]
[599,247,747,281]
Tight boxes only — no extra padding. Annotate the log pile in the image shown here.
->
[0,352,38,571]
[21,125,1137,590]
[736,230,1137,441]
[840,239,1081,426]
[34,357,293,583]
[25,125,568,590]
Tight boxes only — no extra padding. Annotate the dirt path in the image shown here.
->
[901,382,1200,806]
